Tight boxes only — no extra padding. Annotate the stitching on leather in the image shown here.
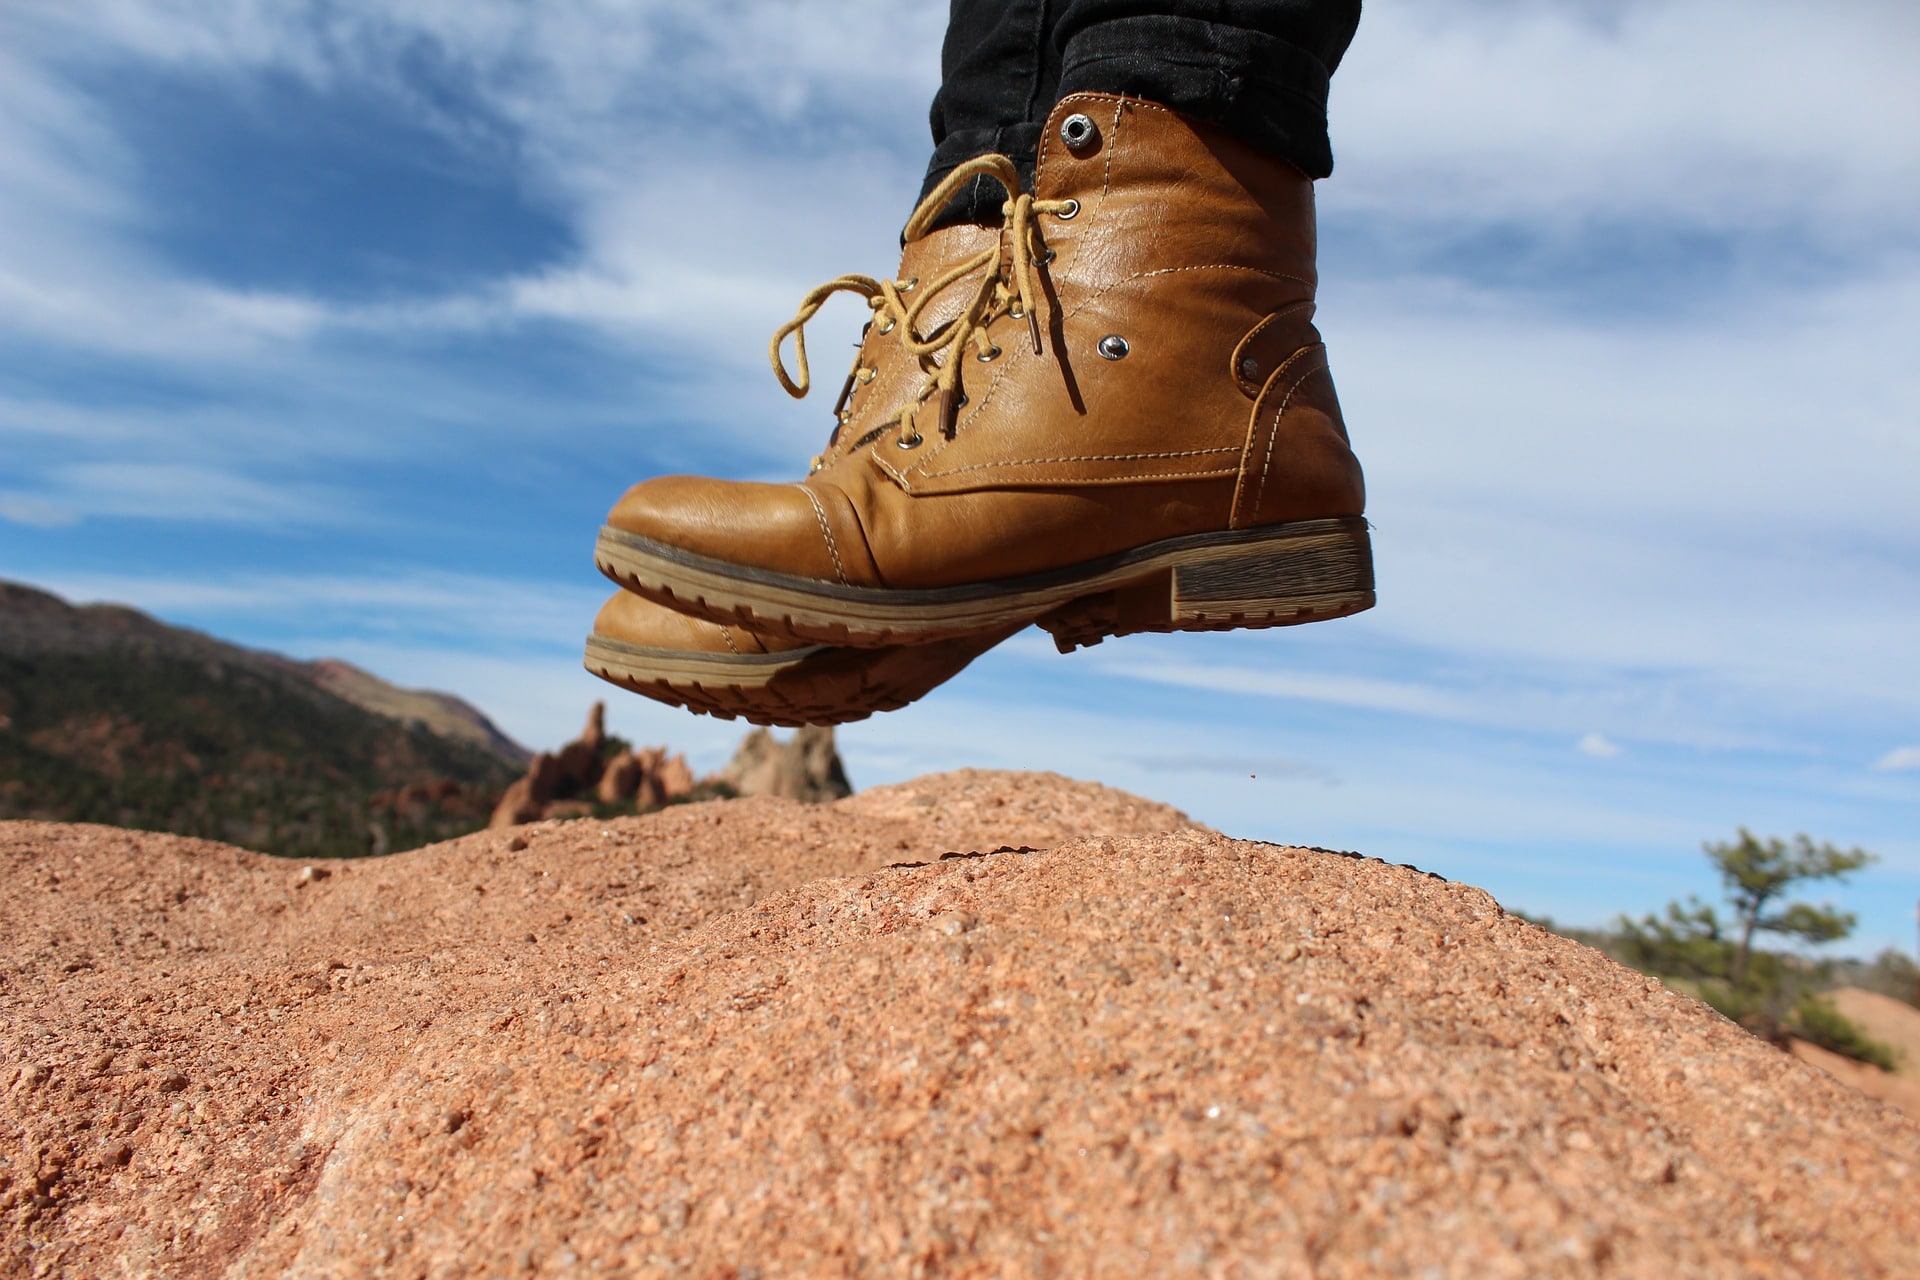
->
[922,465,1239,486]
[915,264,1301,480]
[1248,348,1328,521]
[794,484,848,585]
[1233,343,1320,527]
[718,627,741,655]
[1232,301,1316,389]
[1103,98,1121,197]
[930,264,1309,470]
[919,447,1238,479]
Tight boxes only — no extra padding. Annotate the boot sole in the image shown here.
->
[583,627,1012,726]
[594,515,1373,649]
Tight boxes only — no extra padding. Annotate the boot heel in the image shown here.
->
[1171,521,1373,626]
[1040,517,1373,652]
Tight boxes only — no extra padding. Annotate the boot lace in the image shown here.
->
[769,154,1077,453]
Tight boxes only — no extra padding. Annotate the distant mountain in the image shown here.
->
[0,580,525,858]
[299,658,529,765]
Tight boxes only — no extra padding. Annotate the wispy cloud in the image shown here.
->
[1874,747,1920,774]
[1336,2,1920,241]
[34,569,606,650]
[1576,732,1623,760]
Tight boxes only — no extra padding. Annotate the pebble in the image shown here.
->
[295,865,332,888]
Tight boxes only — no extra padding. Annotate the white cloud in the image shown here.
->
[1874,746,1920,773]
[37,569,608,651]
[0,493,78,528]
[1336,1,1920,240]
[1576,732,1623,759]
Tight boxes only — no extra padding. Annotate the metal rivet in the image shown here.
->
[1239,356,1260,380]
[897,431,924,450]
[1056,198,1080,220]
[1060,113,1099,151]
[1097,334,1129,360]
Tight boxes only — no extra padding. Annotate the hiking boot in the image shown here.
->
[597,92,1371,652]
[588,221,1015,725]
[584,589,1011,726]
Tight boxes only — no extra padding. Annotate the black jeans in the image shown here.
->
[923,0,1361,223]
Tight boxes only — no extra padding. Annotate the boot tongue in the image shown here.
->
[895,223,1000,337]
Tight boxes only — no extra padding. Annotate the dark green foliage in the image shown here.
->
[1706,830,1871,986]
[1791,992,1903,1072]
[1611,828,1898,1069]
[0,649,516,859]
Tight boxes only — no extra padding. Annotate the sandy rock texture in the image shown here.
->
[1790,987,1920,1121]
[3,770,1916,1278]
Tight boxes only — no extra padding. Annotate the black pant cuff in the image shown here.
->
[1056,15,1334,178]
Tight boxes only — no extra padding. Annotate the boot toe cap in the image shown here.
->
[591,589,807,656]
[606,475,865,586]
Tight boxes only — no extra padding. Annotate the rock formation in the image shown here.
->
[4,770,1917,1277]
[488,702,696,829]
[718,724,853,802]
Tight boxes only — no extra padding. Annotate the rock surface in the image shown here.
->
[488,702,695,829]
[719,725,854,803]
[1789,986,1920,1121]
[3,770,1916,1278]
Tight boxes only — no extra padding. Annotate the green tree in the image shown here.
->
[1615,830,1896,1068]
[1710,829,1873,988]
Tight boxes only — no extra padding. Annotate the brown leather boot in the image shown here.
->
[584,590,1010,726]
[597,92,1371,651]
[588,221,1013,725]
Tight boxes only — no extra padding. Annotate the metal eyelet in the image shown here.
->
[897,431,924,450]
[977,345,1002,362]
[877,317,896,334]
[1008,301,1026,319]
[899,276,919,292]
[1056,198,1080,220]
[837,410,851,424]
[1041,247,1056,264]
[858,367,876,384]
[1097,334,1129,360]
[1060,114,1099,152]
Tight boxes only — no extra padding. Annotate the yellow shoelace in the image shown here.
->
[769,154,1078,451]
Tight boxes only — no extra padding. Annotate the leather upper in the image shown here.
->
[608,93,1365,592]
[592,588,807,656]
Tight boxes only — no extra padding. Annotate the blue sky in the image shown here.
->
[3,1,1917,954]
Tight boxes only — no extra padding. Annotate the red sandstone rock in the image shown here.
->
[596,749,647,806]
[552,701,605,795]
[487,750,558,828]
[3,770,1915,1277]
[655,752,694,802]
